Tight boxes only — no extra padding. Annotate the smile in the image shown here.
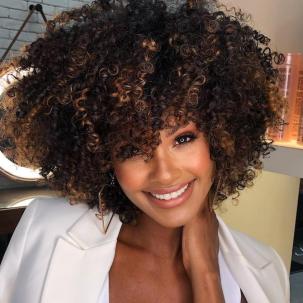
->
[150,183,189,200]
[144,179,196,209]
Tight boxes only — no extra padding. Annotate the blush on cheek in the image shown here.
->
[188,152,214,174]
[113,164,144,195]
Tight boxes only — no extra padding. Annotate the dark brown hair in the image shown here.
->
[0,0,285,223]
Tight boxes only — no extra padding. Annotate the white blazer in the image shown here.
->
[0,197,290,303]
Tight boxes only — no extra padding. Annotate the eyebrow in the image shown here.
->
[165,126,179,137]
[164,123,194,137]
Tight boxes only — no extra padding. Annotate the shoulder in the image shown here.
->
[232,228,287,271]
[19,196,90,241]
[230,228,280,260]
[217,215,286,268]
[219,221,290,301]
[26,196,89,223]
[0,197,92,302]
[236,229,290,301]
[231,227,289,273]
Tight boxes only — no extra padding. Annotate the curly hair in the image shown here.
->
[0,0,285,224]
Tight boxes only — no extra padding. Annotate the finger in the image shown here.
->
[208,211,219,228]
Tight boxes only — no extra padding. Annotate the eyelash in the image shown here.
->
[122,133,197,160]
[175,133,197,146]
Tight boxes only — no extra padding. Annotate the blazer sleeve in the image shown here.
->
[0,199,39,303]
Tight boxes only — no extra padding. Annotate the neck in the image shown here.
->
[118,212,182,261]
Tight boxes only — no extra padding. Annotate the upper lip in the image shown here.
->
[146,179,195,195]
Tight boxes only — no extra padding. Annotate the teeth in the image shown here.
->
[150,183,189,200]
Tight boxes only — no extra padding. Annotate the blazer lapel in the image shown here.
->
[39,207,283,303]
[40,207,122,303]
[217,215,284,303]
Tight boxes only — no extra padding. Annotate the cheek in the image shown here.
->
[184,143,214,178]
[194,155,214,178]
[113,163,145,193]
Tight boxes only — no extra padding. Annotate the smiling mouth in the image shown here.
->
[143,179,196,208]
[146,179,196,199]
[148,182,191,200]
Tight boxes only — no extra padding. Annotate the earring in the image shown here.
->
[95,173,116,234]
[208,175,222,212]
[109,172,116,186]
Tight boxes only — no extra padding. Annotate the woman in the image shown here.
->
[0,0,289,302]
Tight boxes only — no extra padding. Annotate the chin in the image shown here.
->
[150,211,196,229]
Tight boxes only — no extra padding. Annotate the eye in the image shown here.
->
[175,133,197,145]
[118,145,141,159]
[128,147,141,157]
[130,147,140,156]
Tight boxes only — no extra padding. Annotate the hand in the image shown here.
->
[182,204,225,302]
[182,205,220,277]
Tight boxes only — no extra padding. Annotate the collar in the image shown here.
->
[41,207,275,303]
[67,206,122,249]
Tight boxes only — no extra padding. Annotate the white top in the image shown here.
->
[97,248,241,303]
[0,197,289,303]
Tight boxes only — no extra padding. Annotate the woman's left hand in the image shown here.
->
[182,204,220,275]
[181,205,225,302]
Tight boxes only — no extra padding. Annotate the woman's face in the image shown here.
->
[113,121,215,228]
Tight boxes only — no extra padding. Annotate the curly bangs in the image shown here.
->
[0,0,285,223]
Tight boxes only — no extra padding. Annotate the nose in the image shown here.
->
[147,146,181,186]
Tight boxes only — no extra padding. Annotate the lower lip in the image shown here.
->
[144,179,196,209]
